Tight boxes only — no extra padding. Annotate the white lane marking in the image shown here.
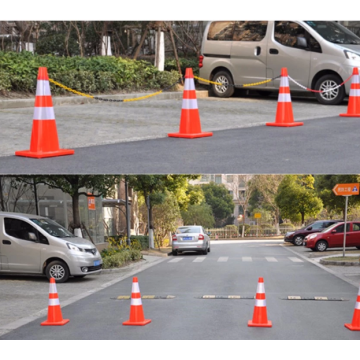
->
[217,257,229,262]
[168,258,184,263]
[266,257,278,262]
[193,257,206,262]
[242,257,252,262]
[289,257,303,263]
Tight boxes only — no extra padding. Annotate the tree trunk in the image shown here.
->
[72,192,81,229]
[301,212,305,226]
[133,24,149,60]
[167,22,184,85]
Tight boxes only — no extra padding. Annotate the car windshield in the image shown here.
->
[321,222,343,233]
[176,226,202,234]
[304,21,360,45]
[31,218,75,238]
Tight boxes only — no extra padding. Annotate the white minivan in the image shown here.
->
[0,212,102,282]
[199,21,360,105]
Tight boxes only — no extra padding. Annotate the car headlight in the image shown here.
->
[66,243,83,251]
[286,231,295,237]
[307,234,317,240]
[344,50,360,62]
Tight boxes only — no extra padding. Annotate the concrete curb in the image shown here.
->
[320,258,360,266]
[0,90,208,109]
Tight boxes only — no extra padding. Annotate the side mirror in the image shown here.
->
[297,36,308,48]
[331,230,337,234]
[307,227,312,231]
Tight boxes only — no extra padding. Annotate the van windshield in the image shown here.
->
[31,218,75,238]
[304,21,360,45]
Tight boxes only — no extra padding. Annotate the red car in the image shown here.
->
[303,221,360,252]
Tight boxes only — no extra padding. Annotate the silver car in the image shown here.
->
[0,212,102,283]
[172,225,211,256]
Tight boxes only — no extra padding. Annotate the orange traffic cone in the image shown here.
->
[15,67,74,158]
[41,278,69,326]
[340,67,360,117]
[266,68,303,127]
[123,277,151,326]
[248,277,272,327]
[168,68,213,138]
[345,285,360,331]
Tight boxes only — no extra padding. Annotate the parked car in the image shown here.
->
[199,21,360,105]
[0,212,102,283]
[172,225,210,255]
[284,220,342,246]
[303,221,360,251]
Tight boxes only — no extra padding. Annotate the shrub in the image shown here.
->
[0,70,11,94]
[101,248,142,269]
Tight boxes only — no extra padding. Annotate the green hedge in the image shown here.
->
[0,51,181,95]
[101,248,143,269]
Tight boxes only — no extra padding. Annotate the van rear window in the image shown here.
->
[207,22,235,41]
[207,21,268,41]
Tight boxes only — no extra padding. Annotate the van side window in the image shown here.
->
[207,21,235,41]
[4,218,48,244]
[233,21,268,42]
[274,21,321,53]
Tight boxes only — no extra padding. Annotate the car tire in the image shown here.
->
[45,260,70,283]
[202,249,208,255]
[211,70,235,98]
[315,240,328,252]
[172,250,178,256]
[314,74,345,105]
[356,246,360,250]
[208,245,210,253]
[293,236,304,246]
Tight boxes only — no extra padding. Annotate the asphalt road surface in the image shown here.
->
[1,242,359,340]
[0,115,359,174]
[0,96,358,174]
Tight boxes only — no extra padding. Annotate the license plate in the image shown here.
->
[182,236,193,240]
[94,260,101,266]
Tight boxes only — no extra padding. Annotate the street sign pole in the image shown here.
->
[343,195,349,257]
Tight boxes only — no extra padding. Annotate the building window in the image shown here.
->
[215,175,222,184]
[226,175,234,183]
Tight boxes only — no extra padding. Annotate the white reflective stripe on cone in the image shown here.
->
[130,298,142,306]
[182,99,198,109]
[131,282,140,294]
[349,89,360,96]
[256,283,265,294]
[278,93,291,102]
[280,76,290,87]
[49,283,57,294]
[36,80,52,96]
[254,299,266,307]
[48,298,60,306]
[352,74,360,83]
[355,302,360,310]
[184,78,196,91]
[33,107,55,120]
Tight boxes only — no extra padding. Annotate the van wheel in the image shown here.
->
[45,260,70,283]
[211,71,234,98]
[315,240,328,252]
[314,74,345,105]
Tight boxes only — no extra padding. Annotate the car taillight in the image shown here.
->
[172,234,177,241]
[198,234,204,240]
[199,55,204,68]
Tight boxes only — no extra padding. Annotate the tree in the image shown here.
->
[276,175,323,225]
[127,175,200,243]
[181,203,215,228]
[249,175,284,234]
[152,191,181,248]
[237,175,256,229]
[201,182,234,227]
[315,175,360,219]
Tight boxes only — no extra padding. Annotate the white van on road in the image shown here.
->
[199,21,360,105]
[0,212,102,283]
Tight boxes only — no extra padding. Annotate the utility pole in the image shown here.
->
[125,177,131,247]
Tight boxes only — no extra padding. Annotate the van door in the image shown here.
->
[2,218,42,273]
[230,21,268,86]
[267,21,320,91]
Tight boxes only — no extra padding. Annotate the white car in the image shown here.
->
[172,225,211,256]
